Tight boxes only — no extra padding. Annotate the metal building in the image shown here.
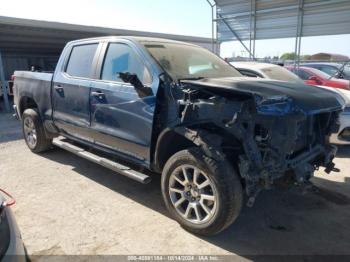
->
[0,16,214,111]
[207,0,350,60]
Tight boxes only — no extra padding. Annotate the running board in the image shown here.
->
[52,138,151,184]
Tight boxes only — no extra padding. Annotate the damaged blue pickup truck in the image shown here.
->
[13,36,345,235]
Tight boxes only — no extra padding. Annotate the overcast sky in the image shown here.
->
[1,0,349,58]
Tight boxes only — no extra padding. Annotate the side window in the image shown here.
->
[66,44,98,78]
[101,43,151,84]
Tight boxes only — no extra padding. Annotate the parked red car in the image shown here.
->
[285,66,350,90]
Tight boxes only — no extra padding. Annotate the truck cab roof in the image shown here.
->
[67,35,198,47]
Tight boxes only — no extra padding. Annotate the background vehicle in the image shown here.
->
[322,87,350,145]
[286,66,350,90]
[231,62,304,84]
[301,62,350,80]
[231,62,350,145]
[0,190,26,262]
[13,36,344,235]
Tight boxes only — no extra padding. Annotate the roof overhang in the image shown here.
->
[215,0,350,42]
[0,16,213,54]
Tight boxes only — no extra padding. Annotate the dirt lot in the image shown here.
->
[1,111,350,259]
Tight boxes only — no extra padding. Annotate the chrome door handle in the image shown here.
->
[54,85,63,91]
[91,91,105,97]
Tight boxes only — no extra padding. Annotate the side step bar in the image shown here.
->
[52,138,151,184]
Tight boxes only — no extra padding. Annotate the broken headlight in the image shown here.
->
[254,95,293,116]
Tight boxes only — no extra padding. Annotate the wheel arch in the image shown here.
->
[153,125,244,173]
[19,96,38,117]
[153,127,197,172]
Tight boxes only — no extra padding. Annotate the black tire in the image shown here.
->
[22,108,52,153]
[161,147,243,236]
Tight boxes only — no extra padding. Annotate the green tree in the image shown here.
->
[280,52,296,60]
[280,53,311,61]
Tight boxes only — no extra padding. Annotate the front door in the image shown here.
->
[52,43,100,141]
[89,41,156,164]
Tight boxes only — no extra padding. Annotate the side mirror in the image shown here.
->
[118,72,143,88]
[118,72,153,97]
[308,76,322,84]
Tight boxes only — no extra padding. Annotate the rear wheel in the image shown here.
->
[22,109,52,153]
[161,147,243,236]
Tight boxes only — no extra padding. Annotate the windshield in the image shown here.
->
[261,66,304,84]
[343,65,350,76]
[143,42,242,80]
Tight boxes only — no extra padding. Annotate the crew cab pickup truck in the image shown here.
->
[13,36,345,235]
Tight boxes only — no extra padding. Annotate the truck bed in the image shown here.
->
[13,71,53,121]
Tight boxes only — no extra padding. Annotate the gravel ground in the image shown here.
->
[1,112,350,260]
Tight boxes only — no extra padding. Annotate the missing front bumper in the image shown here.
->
[240,144,338,206]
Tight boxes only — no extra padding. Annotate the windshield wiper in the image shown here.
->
[178,77,206,81]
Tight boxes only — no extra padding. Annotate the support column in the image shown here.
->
[294,0,304,69]
[206,0,217,53]
[0,50,10,112]
[249,0,256,60]
[252,0,257,59]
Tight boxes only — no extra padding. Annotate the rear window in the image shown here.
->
[292,69,312,80]
[66,44,98,78]
[261,66,304,83]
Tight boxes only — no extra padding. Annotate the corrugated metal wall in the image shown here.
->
[2,53,58,79]
[216,0,350,42]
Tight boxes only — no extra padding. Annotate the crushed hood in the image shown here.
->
[182,77,346,115]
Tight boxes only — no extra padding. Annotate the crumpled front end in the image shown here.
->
[174,79,344,206]
[237,107,340,205]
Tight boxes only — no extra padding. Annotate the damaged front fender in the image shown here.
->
[169,80,343,205]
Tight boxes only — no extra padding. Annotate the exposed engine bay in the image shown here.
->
[158,76,345,206]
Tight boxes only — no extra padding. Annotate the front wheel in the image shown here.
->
[161,147,243,236]
[22,109,52,153]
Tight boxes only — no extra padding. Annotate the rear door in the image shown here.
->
[89,40,157,164]
[52,42,101,141]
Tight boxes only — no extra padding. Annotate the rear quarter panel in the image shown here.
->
[14,71,53,122]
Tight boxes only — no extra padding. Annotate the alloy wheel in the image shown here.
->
[23,117,37,148]
[168,164,218,224]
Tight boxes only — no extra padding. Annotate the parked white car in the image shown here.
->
[231,61,304,84]
[231,61,350,145]
[324,87,350,145]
